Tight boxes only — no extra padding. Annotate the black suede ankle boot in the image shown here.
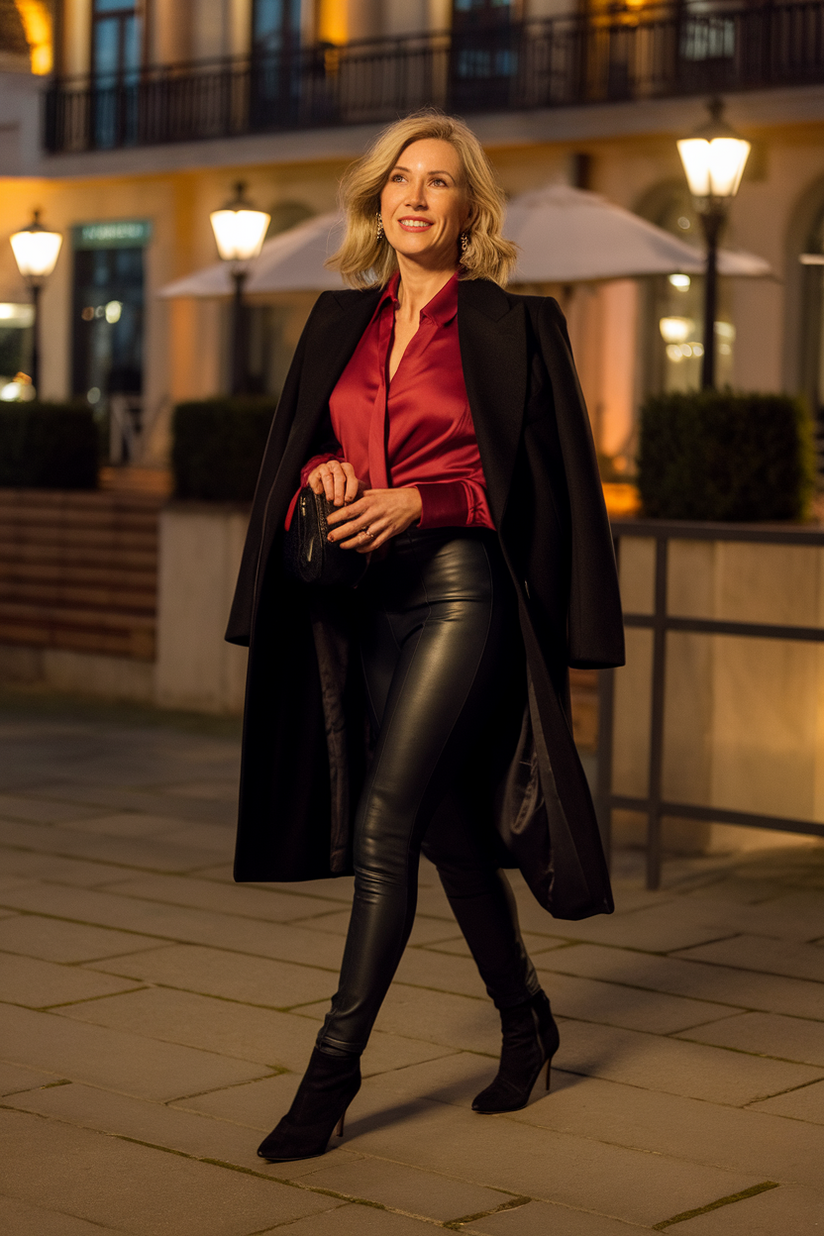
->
[472,990,560,1114]
[257,1047,361,1162]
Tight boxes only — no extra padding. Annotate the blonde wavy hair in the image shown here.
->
[327,110,517,289]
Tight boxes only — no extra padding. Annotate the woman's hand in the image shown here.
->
[327,487,423,553]
[307,459,363,507]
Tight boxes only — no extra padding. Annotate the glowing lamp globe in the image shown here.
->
[677,101,750,207]
[10,212,62,281]
[210,183,270,262]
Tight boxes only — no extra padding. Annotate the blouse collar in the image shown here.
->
[379,270,459,327]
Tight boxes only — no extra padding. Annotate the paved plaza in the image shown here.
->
[0,690,823,1235]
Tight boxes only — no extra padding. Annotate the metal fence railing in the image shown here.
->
[597,520,824,889]
[45,0,824,153]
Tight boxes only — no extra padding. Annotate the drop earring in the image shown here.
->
[460,232,469,255]
[376,212,384,241]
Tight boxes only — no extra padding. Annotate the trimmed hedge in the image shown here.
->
[637,391,816,522]
[0,402,98,489]
[172,398,277,501]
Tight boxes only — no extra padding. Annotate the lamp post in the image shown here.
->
[209,183,270,396]
[10,210,63,396]
[677,99,751,390]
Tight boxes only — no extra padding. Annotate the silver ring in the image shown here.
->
[363,528,375,539]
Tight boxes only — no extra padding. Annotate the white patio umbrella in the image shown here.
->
[506,184,771,282]
[158,212,347,298]
[157,187,770,299]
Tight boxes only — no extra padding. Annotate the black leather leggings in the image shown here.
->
[316,529,540,1056]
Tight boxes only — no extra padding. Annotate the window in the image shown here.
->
[451,0,517,109]
[0,304,34,389]
[73,245,144,460]
[637,183,735,397]
[252,0,300,54]
[92,0,141,83]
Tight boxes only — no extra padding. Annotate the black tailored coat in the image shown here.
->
[225,278,625,920]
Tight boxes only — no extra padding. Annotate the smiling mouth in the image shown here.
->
[398,219,433,230]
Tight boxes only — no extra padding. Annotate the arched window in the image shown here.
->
[636,181,735,398]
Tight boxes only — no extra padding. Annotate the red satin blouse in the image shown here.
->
[291,272,494,531]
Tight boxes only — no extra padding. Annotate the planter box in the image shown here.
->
[610,521,824,855]
[0,497,249,716]
[155,503,249,714]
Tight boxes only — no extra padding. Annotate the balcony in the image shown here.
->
[45,1,824,154]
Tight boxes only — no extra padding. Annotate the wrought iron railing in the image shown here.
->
[45,1,824,153]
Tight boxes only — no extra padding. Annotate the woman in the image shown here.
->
[226,110,624,1163]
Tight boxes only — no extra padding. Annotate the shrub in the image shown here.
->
[172,398,277,501]
[637,391,815,521]
[0,402,98,489]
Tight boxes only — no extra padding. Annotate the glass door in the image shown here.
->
[91,0,142,147]
[250,0,301,128]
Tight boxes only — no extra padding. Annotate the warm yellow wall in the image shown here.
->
[61,0,91,76]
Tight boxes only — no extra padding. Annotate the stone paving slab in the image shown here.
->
[0,913,164,963]
[0,949,143,1008]
[0,816,224,873]
[679,1009,824,1066]
[750,1078,824,1123]
[465,1198,649,1235]
[538,942,824,1020]
[337,1094,762,1229]
[674,934,824,983]
[0,849,150,887]
[0,881,348,968]
[520,900,741,953]
[0,1108,332,1236]
[21,784,239,826]
[4,1080,285,1168]
[552,1017,824,1105]
[0,793,112,824]
[672,1182,824,1233]
[54,813,198,839]
[56,985,330,1070]
[292,1155,512,1223]
[512,1069,824,1188]
[0,1003,270,1100]
[94,872,346,921]
[534,968,733,1034]
[0,1060,61,1096]
[0,1195,127,1236]
[86,942,338,1008]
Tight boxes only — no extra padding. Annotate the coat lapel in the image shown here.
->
[457,280,528,526]
[271,288,382,512]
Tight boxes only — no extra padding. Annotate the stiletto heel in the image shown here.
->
[257,1047,361,1163]
[472,990,559,1114]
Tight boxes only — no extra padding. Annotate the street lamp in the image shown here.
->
[10,210,63,396]
[677,99,750,390]
[210,183,270,396]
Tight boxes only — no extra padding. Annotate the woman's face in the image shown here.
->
[379,138,470,272]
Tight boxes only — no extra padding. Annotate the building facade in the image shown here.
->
[2,0,824,472]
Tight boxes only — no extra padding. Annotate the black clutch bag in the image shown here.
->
[283,486,370,588]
